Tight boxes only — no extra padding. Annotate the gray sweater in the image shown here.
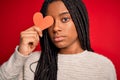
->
[0,46,117,80]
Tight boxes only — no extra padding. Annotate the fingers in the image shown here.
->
[19,26,42,55]
[25,26,43,37]
[21,31,39,42]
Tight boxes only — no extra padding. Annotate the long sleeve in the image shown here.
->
[57,50,117,80]
[105,59,117,80]
[0,46,30,80]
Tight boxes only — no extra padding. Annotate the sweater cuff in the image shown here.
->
[15,46,30,57]
[14,46,32,65]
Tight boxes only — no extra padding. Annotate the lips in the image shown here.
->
[53,36,65,42]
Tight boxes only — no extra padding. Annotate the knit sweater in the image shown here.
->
[0,46,117,80]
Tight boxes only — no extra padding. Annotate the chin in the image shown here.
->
[54,43,67,49]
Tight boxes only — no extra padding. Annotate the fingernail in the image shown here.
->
[40,33,43,37]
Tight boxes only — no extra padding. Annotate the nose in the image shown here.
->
[53,20,61,33]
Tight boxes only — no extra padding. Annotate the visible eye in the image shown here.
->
[61,17,70,23]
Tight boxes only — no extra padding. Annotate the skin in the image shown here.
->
[47,1,83,54]
[19,26,41,56]
[18,1,83,56]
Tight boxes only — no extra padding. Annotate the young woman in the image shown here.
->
[0,0,117,80]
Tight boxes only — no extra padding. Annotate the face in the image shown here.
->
[47,1,81,53]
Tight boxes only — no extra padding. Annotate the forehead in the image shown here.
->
[46,1,69,16]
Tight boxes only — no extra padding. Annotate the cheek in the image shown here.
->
[64,22,77,36]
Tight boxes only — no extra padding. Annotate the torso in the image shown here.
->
[23,50,115,80]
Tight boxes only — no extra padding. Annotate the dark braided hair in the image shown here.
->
[34,0,93,80]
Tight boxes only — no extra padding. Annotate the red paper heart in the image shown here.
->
[33,12,54,30]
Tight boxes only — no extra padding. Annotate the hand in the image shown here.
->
[18,26,42,56]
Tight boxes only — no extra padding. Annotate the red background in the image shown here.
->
[0,0,120,79]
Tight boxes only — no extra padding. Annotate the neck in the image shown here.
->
[59,43,84,54]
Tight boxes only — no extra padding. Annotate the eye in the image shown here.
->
[61,17,70,23]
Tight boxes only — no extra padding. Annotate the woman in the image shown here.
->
[0,0,117,80]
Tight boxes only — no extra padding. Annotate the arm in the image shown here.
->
[108,62,117,80]
[101,56,117,80]
[0,26,42,80]
[0,46,29,80]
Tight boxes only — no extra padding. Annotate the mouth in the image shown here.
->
[53,36,65,42]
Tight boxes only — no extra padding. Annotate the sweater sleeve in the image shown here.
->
[107,60,117,80]
[0,46,30,80]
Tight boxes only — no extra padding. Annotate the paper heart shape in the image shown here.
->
[33,12,54,30]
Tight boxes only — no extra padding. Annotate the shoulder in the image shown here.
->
[86,51,117,79]
[86,51,116,75]
[86,51,114,66]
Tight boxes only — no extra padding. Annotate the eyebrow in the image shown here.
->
[59,12,69,16]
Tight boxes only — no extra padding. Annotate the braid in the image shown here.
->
[62,0,93,51]
[34,1,58,80]
[34,0,93,80]
[34,29,58,80]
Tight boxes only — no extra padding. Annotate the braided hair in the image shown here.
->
[34,0,93,80]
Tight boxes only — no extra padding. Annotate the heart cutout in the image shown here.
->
[33,12,54,30]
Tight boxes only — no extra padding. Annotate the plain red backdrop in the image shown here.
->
[0,0,120,79]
